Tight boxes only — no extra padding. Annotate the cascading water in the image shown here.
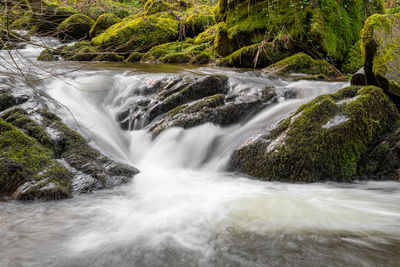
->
[0,37,400,267]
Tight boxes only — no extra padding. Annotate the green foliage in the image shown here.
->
[183,5,214,38]
[144,0,173,15]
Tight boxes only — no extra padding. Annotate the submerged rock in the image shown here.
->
[362,14,400,101]
[229,86,399,182]
[0,89,138,201]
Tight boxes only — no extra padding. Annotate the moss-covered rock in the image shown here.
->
[264,53,342,79]
[37,48,55,61]
[30,1,76,34]
[91,13,179,53]
[183,5,214,38]
[57,14,95,40]
[218,42,286,68]
[0,118,72,200]
[89,13,121,38]
[214,0,384,63]
[342,40,363,74]
[194,24,217,44]
[361,14,400,99]
[214,22,237,57]
[141,40,212,63]
[0,91,139,200]
[161,52,192,63]
[10,16,31,30]
[229,86,399,182]
[144,0,174,15]
[126,51,145,62]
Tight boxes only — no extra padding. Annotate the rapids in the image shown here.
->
[0,36,399,267]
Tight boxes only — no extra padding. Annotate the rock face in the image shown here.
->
[362,14,400,101]
[0,89,138,201]
[229,86,399,182]
[213,0,384,63]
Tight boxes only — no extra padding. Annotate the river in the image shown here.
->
[0,36,399,267]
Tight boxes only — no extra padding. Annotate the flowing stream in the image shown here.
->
[0,37,400,267]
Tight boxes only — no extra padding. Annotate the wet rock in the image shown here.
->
[229,86,399,182]
[149,86,278,137]
[0,89,139,201]
[146,74,229,123]
[351,68,367,86]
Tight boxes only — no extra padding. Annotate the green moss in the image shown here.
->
[161,52,192,63]
[37,49,55,61]
[232,85,399,182]
[0,119,53,193]
[264,53,341,78]
[10,16,31,30]
[0,94,16,112]
[89,13,121,38]
[342,40,363,74]
[214,22,237,57]
[126,51,145,62]
[91,13,179,53]
[191,51,211,64]
[215,0,384,64]
[144,0,174,15]
[194,24,217,44]
[218,43,283,68]
[361,13,400,97]
[57,14,95,40]
[1,108,54,151]
[183,5,214,38]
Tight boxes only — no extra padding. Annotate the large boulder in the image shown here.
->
[229,86,399,182]
[0,90,138,201]
[214,0,384,63]
[362,14,400,101]
[57,14,95,40]
[91,13,179,53]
